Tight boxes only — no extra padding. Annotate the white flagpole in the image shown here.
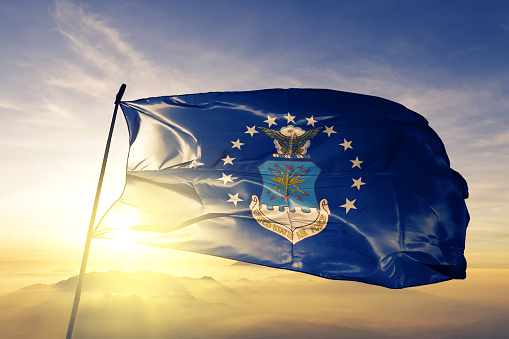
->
[66,84,126,339]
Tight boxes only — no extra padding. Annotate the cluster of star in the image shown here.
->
[314,123,366,214]
[218,113,366,214]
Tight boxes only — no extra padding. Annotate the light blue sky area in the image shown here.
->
[0,0,508,264]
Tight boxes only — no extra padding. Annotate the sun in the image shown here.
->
[97,206,142,251]
[109,227,137,250]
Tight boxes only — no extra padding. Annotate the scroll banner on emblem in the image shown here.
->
[95,88,469,289]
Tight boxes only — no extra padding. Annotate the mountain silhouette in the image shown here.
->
[1,270,509,339]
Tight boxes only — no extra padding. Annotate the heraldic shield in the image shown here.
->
[250,160,330,244]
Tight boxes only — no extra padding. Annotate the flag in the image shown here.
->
[96,88,469,289]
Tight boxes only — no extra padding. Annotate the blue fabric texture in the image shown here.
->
[97,88,469,288]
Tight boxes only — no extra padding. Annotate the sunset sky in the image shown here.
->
[1,0,509,337]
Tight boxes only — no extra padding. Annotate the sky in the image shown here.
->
[0,0,509,336]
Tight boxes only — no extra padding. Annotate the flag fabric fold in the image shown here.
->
[96,88,469,289]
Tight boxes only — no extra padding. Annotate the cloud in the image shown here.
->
[51,0,189,99]
[54,0,150,75]
[448,44,504,60]
[476,131,509,148]
[0,99,22,111]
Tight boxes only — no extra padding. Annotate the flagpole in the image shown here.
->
[66,84,126,339]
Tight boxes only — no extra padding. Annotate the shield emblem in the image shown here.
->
[250,160,330,244]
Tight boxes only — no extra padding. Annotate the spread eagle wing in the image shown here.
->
[258,127,291,149]
[294,127,323,148]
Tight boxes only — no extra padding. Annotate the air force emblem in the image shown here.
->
[250,124,330,244]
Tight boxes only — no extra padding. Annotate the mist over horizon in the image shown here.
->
[1,269,508,338]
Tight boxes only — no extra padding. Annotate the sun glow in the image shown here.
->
[109,228,137,250]
[99,206,143,251]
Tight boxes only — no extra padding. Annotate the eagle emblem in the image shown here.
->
[250,123,330,244]
[258,125,322,156]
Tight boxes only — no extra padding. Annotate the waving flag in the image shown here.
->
[96,88,469,288]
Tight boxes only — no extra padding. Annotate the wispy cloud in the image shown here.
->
[476,131,509,148]
[51,0,188,99]
[448,43,507,60]
[0,99,22,111]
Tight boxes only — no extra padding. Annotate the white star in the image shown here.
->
[231,139,244,149]
[339,139,353,151]
[264,115,277,127]
[305,115,317,127]
[323,125,337,137]
[351,157,363,169]
[221,155,235,165]
[245,125,258,137]
[218,173,234,185]
[227,193,243,206]
[351,177,365,190]
[340,198,357,214]
[284,112,296,124]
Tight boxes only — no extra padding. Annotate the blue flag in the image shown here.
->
[96,88,469,289]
